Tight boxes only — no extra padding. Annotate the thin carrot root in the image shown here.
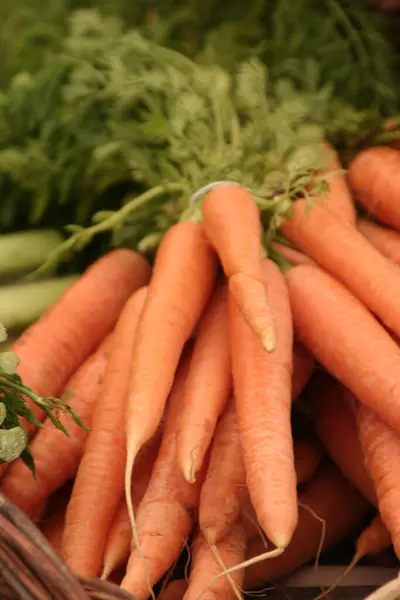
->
[356,514,392,558]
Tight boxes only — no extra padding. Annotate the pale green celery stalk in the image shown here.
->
[0,230,64,279]
[0,276,77,330]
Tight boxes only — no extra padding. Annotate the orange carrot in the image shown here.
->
[320,142,357,224]
[2,335,113,514]
[286,264,400,436]
[160,580,189,600]
[292,341,314,400]
[12,248,150,428]
[356,514,392,559]
[282,199,400,342]
[244,463,370,589]
[101,430,162,579]
[307,373,376,504]
[202,184,276,352]
[62,286,147,578]
[184,523,247,600]
[294,435,325,486]
[230,259,297,549]
[355,402,400,558]
[177,285,231,484]
[269,242,317,267]
[199,399,246,546]
[358,218,400,265]
[349,146,400,231]
[122,349,204,599]
[124,222,218,543]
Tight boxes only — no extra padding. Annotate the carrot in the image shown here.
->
[306,373,376,504]
[294,435,325,486]
[356,514,392,559]
[355,402,400,558]
[348,146,400,231]
[282,199,400,342]
[101,430,162,579]
[1,335,113,514]
[244,462,370,589]
[292,341,314,400]
[122,349,204,599]
[358,218,400,265]
[269,242,317,267]
[320,142,357,224]
[184,523,247,600]
[286,264,400,437]
[159,580,189,600]
[177,285,231,484]
[199,399,246,546]
[62,286,147,578]
[202,184,276,352]
[229,258,297,549]
[124,222,218,545]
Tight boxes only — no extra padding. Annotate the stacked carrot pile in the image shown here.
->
[2,143,400,599]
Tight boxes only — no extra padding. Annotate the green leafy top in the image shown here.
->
[0,9,393,273]
[0,327,87,475]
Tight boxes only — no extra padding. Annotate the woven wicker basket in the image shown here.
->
[0,492,135,600]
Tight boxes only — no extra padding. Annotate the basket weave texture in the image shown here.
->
[0,492,135,600]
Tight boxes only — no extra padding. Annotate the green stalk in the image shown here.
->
[0,275,77,331]
[0,230,64,279]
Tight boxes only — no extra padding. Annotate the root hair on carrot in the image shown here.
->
[194,546,285,600]
[209,543,242,600]
[298,501,326,572]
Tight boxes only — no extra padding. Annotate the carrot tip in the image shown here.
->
[261,328,276,353]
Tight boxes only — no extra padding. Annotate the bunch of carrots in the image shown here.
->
[2,142,400,599]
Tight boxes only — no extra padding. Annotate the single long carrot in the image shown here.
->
[1,335,113,514]
[269,242,317,267]
[177,285,231,484]
[124,221,218,545]
[358,218,400,265]
[282,199,400,342]
[8,249,150,445]
[199,399,246,546]
[184,523,247,600]
[101,430,162,579]
[307,373,376,504]
[348,146,400,231]
[294,435,325,486]
[230,259,297,549]
[320,142,357,224]
[202,184,276,352]
[286,265,400,436]
[122,349,204,599]
[292,341,314,400]
[244,462,370,589]
[355,401,400,558]
[62,286,147,578]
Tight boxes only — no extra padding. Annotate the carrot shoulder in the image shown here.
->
[124,222,218,535]
[230,258,297,549]
[177,284,231,484]
[1,334,113,514]
[202,184,276,352]
[62,286,147,578]
[286,265,400,437]
[282,200,400,342]
[349,146,400,231]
